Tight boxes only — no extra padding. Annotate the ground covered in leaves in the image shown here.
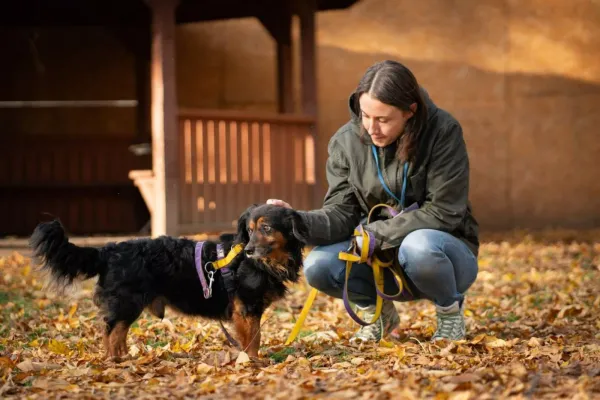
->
[1,233,599,399]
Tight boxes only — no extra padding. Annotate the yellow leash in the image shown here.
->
[212,244,244,269]
[285,204,413,344]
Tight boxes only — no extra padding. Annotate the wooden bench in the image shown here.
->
[128,169,154,233]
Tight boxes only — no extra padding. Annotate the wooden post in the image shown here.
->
[297,0,320,207]
[147,0,179,237]
[258,7,294,113]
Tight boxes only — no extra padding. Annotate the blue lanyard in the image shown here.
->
[371,145,408,209]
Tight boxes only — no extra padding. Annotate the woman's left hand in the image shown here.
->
[266,199,293,209]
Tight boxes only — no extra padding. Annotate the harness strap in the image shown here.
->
[194,242,212,299]
[217,244,237,302]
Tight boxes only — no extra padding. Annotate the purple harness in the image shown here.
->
[194,241,241,349]
[194,242,236,301]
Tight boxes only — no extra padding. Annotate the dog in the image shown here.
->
[29,204,308,359]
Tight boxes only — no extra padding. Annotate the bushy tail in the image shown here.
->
[29,220,106,287]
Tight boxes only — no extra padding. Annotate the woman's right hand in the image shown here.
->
[266,199,293,209]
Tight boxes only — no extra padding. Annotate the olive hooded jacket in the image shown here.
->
[298,88,480,256]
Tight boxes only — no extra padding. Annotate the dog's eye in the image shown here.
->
[262,225,272,234]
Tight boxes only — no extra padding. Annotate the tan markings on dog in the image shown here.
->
[266,231,288,261]
[256,218,290,262]
[248,219,256,232]
[232,297,261,358]
[261,257,290,279]
[107,321,130,359]
[103,332,110,358]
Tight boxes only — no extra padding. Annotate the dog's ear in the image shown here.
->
[288,209,309,243]
[235,204,258,243]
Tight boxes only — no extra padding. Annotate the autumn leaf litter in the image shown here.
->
[0,233,599,399]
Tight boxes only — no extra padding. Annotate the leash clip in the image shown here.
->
[204,270,215,299]
[203,261,215,299]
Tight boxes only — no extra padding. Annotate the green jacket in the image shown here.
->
[299,88,480,256]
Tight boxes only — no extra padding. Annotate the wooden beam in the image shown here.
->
[147,0,179,237]
[258,7,294,113]
[135,25,152,143]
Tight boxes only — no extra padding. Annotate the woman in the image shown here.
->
[268,60,479,343]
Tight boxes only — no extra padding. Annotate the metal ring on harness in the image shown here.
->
[204,261,215,274]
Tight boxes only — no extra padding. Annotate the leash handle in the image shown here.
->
[341,255,383,326]
[285,155,417,342]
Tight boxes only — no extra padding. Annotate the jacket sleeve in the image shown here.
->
[297,136,362,246]
[364,123,470,250]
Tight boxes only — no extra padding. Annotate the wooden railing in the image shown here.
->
[177,109,317,234]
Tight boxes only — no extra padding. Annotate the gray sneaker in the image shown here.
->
[350,300,400,343]
[431,300,466,341]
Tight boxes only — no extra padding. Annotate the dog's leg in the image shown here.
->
[104,298,144,359]
[232,298,261,358]
[108,321,130,358]
[103,329,110,357]
[147,296,166,319]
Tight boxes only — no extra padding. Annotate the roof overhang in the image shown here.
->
[0,0,359,26]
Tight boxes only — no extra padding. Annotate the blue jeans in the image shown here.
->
[304,229,478,308]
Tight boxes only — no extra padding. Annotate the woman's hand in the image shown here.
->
[266,199,293,209]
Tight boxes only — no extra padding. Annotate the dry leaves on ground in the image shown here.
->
[0,233,599,399]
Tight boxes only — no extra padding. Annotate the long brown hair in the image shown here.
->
[352,60,427,163]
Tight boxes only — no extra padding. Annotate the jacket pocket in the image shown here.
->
[409,169,427,204]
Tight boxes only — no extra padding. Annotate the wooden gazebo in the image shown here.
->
[1,0,358,237]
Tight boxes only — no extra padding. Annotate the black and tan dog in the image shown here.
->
[29,204,308,358]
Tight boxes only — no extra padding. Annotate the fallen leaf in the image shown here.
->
[235,351,250,365]
[16,360,60,372]
[350,357,365,365]
[47,339,70,355]
[196,363,214,374]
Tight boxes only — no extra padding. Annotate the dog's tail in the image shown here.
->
[30,220,106,287]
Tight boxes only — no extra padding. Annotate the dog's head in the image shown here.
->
[234,204,308,279]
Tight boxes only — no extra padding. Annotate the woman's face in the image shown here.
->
[359,92,415,148]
